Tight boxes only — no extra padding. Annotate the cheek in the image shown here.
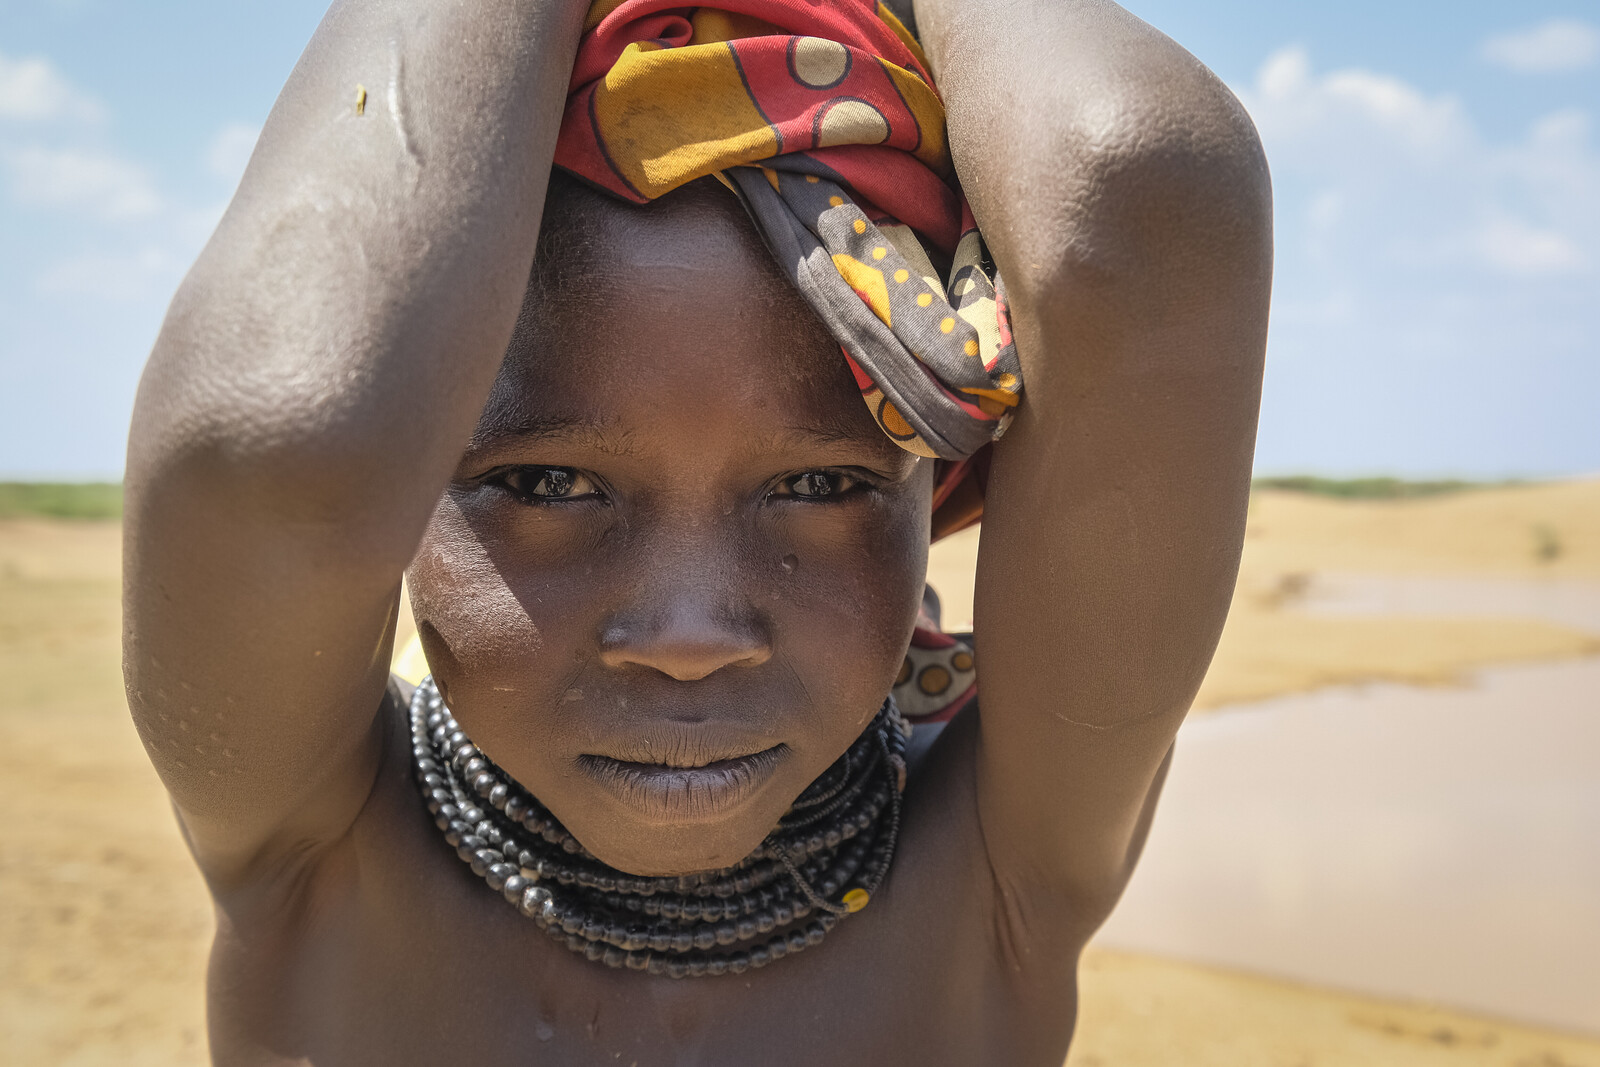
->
[774,496,930,702]
[408,501,546,691]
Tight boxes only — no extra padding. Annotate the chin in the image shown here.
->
[581,820,775,878]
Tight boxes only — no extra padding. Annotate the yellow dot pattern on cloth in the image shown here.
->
[853,218,867,234]
[918,665,952,695]
[843,889,871,913]
[879,400,915,437]
[873,246,888,260]
[829,195,844,207]
[894,268,909,283]
[940,317,955,334]
[917,293,933,307]
[964,339,980,357]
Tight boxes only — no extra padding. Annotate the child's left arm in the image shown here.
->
[914,0,1272,933]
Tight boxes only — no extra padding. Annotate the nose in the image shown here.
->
[598,593,773,681]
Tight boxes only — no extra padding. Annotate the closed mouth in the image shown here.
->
[576,746,788,822]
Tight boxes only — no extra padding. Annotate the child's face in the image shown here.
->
[407,179,932,877]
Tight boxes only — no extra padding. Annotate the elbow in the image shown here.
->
[997,69,1274,316]
[127,292,435,568]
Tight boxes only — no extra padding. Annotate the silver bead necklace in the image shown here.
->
[409,677,908,977]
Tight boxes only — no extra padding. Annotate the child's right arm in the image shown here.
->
[123,0,588,889]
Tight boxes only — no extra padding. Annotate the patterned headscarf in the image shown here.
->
[557,0,1015,721]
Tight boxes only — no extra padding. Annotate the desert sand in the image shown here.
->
[4,479,1598,1064]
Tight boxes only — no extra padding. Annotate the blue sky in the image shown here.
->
[2,1,1596,479]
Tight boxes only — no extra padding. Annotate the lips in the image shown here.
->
[576,745,788,822]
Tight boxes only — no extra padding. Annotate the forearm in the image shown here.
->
[131,0,587,562]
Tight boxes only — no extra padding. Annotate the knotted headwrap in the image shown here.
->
[557,0,1015,721]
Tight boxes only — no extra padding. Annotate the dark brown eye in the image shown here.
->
[783,471,859,498]
[502,466,600,502]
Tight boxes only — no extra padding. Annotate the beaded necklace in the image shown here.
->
[409,677,909,978]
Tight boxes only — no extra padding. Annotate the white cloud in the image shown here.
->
[1246,47,1470,166]
[0,51,103,122]
[4,145,161,219]
[204,121,260,185]
[1237,49,1597,278]
[36,245,181,303]
[1482,19,1600,74]
[1468,217,1587,276]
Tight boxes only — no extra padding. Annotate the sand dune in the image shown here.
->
[4,478,1598,1064]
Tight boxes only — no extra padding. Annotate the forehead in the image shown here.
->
[481,176,882,450]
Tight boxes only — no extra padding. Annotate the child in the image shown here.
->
[123,0,1270,1062]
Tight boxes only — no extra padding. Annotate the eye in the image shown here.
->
[774,470,863,500]
[498,466,603,504]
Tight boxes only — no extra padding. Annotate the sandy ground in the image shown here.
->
[4,479,1599,1064]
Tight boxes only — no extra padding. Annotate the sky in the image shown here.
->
[1,1,1596,480]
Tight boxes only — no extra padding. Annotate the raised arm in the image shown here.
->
[123,0,587,886]
[914,0,1272,919]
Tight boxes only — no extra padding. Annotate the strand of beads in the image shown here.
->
[409,677,907,977]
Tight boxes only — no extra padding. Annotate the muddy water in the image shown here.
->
[1298,572,1600,633]
[1096,576,1600,1034]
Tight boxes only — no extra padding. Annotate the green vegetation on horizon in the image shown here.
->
[0,476,1542,521]
[1250,476,1511,500]
[0,483,123,520]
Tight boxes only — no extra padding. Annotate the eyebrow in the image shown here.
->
[468,410,902,467]
[468,411,639,456]
[761,422,888,451]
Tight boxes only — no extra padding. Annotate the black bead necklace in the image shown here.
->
[409,677,909,978]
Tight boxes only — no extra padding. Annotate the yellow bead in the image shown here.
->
[843,889,870,913]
